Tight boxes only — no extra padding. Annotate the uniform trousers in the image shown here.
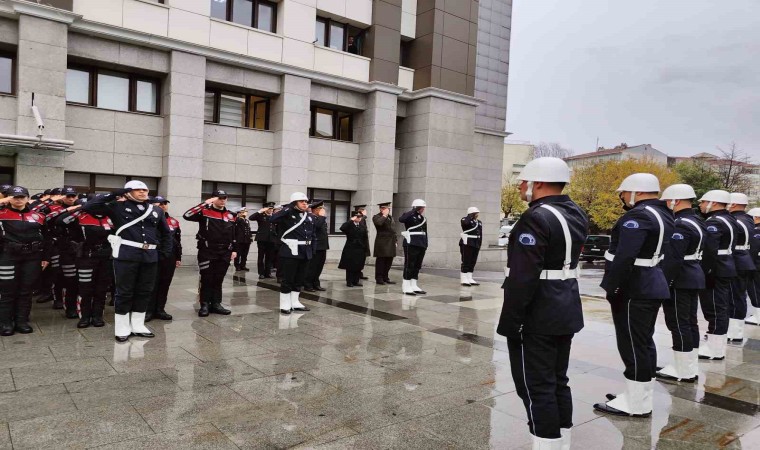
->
[148,257,177,314]
[235,243,251,269]
[76,257,112,319]
[460,245,480,273]
[112,259,157,315]
[198,253,231,305]
[611,298,662,382]
[729,272,750,320]
[57,252,78,312]
[304,250,327,289]
[257,242,275,276]
[0,255,41,325]
[663,288,699,353]
[279,257,309,294]
[507,333,573,439]
[748,271,760,308]
[375,256,393,282]
[699,277,730,335]
[403,245,426,280]
[39,252,56,298]
[346,270,361,285]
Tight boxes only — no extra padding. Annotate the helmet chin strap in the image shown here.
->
[525,181,534,202]
[629,191,637,206]
[706,201,713,213]
[669,199,677,210]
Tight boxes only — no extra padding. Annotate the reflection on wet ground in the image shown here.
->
[0,263,758,448]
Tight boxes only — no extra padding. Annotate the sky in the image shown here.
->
[505,0,760,160]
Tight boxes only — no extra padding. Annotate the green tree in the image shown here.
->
[672,160,723,200]
[501,176,527,219]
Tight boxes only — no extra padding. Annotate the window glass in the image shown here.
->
[334,203,349,226]
[232,0,253,27]
[329,22,345,51]
[66,68,90,104]
[315,20,326,47]
[313,189,331,200]
[139,178,159,190]
[211,0,228,20]
[226,198,243,210]
[257,2,275,32]
[323,203,332,229]
[202,181,214,194]
[135,80,157,113]
[0,56,11,94]
[204,91,216,122]
[338,112,352,141]
[218,92,246,127]
[246,184,266,196]
[63,172,91,187]
[217,182,243,195]
[96,71,129,111]
[96,174,126,189]
[314,108,333,138]
[334,190,351,201]
[248,96,268,129]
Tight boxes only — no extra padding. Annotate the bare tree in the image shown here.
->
[533,142,573,159]
[716,142,754,193]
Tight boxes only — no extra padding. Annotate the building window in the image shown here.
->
[307,188,352,234]
[201,181,268,212]
[64,172,159,196]
[204,88,270,130]
[316,17,347,52]
[310,106,353,142]
[0,167,13,185]
[65,66,160,114]
[210,0,277,33]
[0,52,14,95]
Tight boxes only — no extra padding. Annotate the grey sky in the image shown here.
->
[505,0,760,159]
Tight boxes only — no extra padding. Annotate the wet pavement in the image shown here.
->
[0,263,757,449]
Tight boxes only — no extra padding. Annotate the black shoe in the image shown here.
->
[77,317,91,328]
[384,280,396,285]
[15,322,34,334]
[131,331,155,338]
[293,306,310,312]
[91,316,106,327]
[65,310,79,319]
[209,303,231,315]
[728,337,744,343]
[315,287,327,292]
[0,323,14,336]
[304,287,316,292]
[280,309,292,315]
[346,283,354,287]
[360,276,369,280]
[156,311,173,321]
[655,371,697,383]
[355,282,364,287]
[593,402,651,418]
[52,300,63,310]
[259,275,267,280]
[375,280,386,285]
[115,335,129,342]
[198,303,210,317]
[144,312,153,323]
[413,289,426,294]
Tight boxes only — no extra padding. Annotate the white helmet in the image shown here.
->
[747,208,760,218]
[518,157,571,183]
[412,199,426,208]
[124,180,149,191]
[699,189,730,213]
[289,192,308,203]
[616,173,660,206]
[729,193,749,207]
[467,207,480,215]
[660,184,696,210]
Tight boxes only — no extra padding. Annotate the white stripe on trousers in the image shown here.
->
[627,299,637,379]
[519,333,536,435]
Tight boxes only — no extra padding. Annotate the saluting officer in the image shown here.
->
[656,184,706,382]
[270,192,314,314]
[83,181,171,342]
[726,193,756,342]
[497,157,587,450]
[35,187,65,309]
[354,205,371,280]
[234,208,252,272]
[372,202,397,285]
[251,202,276,280]
[0,187,49,336]
[400,199,428,295]
[744,208,760,325]
[339,211,368,287]
[53,186,82,318]
[594,173,674,418]
[696,190,736,359]
[304,200,329,292]
[147,196,181,322]
[460,206,483,287]
[183,190,236,317]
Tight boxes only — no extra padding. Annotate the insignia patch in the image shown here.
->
[518,233,536,246]
[31,214,39,220]
[137,204,145,211]
[754,234,760,239]
[672,233,685,240]
[125,208,132,212]
[707,226,718,232]
[623,220,639,229]
[152,211,158,218]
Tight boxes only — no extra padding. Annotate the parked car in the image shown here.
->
[580,235,611,262]
[497,224,513,247]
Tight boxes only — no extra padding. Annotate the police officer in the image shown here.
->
[0,186,49,336]
[400,199,428,295]
[726,192,756,342]
[54,186,82,318]
[594,173,674,418]
[183,190,236,317]
[340,211,368,287]
[656,184,705,382]
[147,196,181,322]
[270,192,314,314]
[497,157,587,450]
[744,208,760,325]
[460,206,483,287]
[354,205,371,280]
[304,200,329,292]
[82,181,171,341]
[35,187,65,309]
[696,190,736,359]
[372,202,397,285]
[234,208,252,272]
[250,202,276,280]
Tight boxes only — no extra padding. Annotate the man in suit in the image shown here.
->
[372,202,397,285]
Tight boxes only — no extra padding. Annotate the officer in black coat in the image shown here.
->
[497,157,587,449]
[234,209,252,271]
[183,190,236,317]
[656,184,706,382]
[594,173,674,418]
[34,187,67,310]
[727,192,756,342]
[147,196,181,322]
[399,199,428,295]
[372,202,397,285]
[250,202,276,279]
[304,200,329,292]
[270,192,315,314]
[83,181,172,342]
[745,208,760,325]
[460,206,483,287]
[696,190,737,360]
[339,211,368,287]
[354,205,371,280]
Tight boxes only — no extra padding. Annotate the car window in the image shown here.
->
[585,236,610,244]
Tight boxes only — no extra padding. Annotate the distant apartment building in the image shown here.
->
[669,152,760,204]
[564,143,668,168]
[502,141,534,182]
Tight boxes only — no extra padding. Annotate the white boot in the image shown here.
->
[460,273,471,286]
[698,333,725,360]
[560,428,571,450]
[606,379,651,415]
[746,307,760,325]
[656,350,695,381]
[402,279,416,295]
[468,273,480,286]
[643,380,655,414]
[532,435,562,450]
[114,313,131,339]
[411,279,426,294]
[291,291,309,311]
[717,334,728,358]
[727,318,745,342]
[279,292,291,313]
[688,349,699,379]
[129,312,154,337]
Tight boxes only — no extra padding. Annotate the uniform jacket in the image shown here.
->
[250,212,275,243]
[83,193,172,263]
[600,199,674,300]
[0,205,47,261]
[183,203,237,257]
[52,209,114,259]
[750,223,760,268]
[399,209,428,248]
[339,220,368,271]
[359,216,371,257]
[313,215,330,251]
[703,209,738,279]
[166,214,182,262]
[661,209,706,290]
[235,217,253,245]
[731,211,757,272]
[372,213,397,257]
[270,205,316,260]
[459,215,483,249]
[34,200,66,253]
[497,195,588,338]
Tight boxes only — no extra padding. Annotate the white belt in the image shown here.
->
[120,240,156,250]
[504,267,580,280]
[408,232,426,235]
[736,244,751,251]
[282,238,311,245]
[683,253,702,261]
[605,250,664,267]
[718,249,732,255]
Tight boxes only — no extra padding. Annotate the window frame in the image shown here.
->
[65,65,161,115]
[0,51,16,96]
[213,0,278,33]
[309,106,353,142]
[307,188,353,235]
[316,17,348,52]
[205,87,271,130]
[0,166,14,185]
[201,181,268,209]
[63,172,159,197]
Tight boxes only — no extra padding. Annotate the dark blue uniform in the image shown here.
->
[459,215,482,274]
[251,211,276,278]
[304,214,329,290]
[730,211,756,321]
[601,199,674,382]
[497,194,588,440]
[399,209,427,281]
[270,205,316,294]
[699,209,737,336]
[747,222,760,310]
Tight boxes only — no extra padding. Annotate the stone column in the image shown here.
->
[270,74,310,204]
[161,51,206,261]
[14,14,68,191]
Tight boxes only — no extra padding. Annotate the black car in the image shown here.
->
[581,235,610,262]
